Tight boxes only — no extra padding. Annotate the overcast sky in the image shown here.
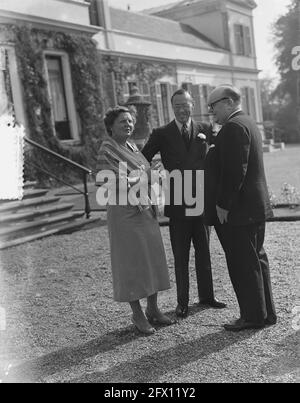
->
[107,0,291,78]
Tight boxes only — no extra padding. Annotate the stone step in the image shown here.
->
[23,189,48,199]
[0,189,48,204]
[0,196,60,214]
[263,139,275,145]
[0,211,85,242]
[263,145,277,153]
[23,181,38,189]
[0,216,101,250]
[0,203,74,225]
[273,142,285,150]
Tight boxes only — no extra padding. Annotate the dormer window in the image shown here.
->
[234,24,253,56]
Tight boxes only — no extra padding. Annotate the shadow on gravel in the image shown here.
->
[2,323,259,383]
[1,326,144,383]
[260,331,300,379]
[67,329,258,383]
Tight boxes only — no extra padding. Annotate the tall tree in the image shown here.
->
[273,0,300,143]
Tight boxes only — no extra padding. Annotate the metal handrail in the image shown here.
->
[24,137,92,219]
[24,137,92,174]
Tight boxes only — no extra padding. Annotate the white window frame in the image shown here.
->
[0,44,27,127]
[43,50,80,144]
[160,82,171,125]
[122,79,138,102]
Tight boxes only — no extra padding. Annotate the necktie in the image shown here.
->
[182,123,190,150]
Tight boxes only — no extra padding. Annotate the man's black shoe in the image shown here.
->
[175,305,189,318]
[224,318,265,332]
[265,316,277,326]
[198,299,227,309]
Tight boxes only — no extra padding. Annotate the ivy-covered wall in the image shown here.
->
[2,24,106,184]
[1,24,177,185]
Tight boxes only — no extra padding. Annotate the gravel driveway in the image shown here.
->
[0,222,299,383]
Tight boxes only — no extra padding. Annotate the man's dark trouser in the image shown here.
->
[169,216,214,308]
[215,222,277,323]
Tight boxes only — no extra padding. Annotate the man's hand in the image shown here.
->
[151,160,164,171]
[145,160,164,180]
[216,205,229,224]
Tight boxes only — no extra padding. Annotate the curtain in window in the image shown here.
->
[46,58,68,123]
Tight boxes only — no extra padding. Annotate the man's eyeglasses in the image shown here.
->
[208,97,229,111]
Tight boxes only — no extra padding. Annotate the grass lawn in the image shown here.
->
[264,145,300,200]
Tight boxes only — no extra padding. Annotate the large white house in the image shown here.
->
[0,0,264,147]
[94,0,263,127]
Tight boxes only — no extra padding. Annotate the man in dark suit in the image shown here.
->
[206,85,277,331]
[142,89,226,318]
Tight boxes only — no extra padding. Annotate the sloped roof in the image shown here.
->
[109,7,221,50]
[144,0,257,15]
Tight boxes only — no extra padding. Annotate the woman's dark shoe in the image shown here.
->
[145,309,176,326]
[131,315,156,335]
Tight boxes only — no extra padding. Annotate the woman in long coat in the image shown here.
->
[97,106,173,334]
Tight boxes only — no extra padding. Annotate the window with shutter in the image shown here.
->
[202,84,209,107]
[244,26,253,57]
[85,0,101,26]
[160,83,170,124]
[0,48,13,114]
[171,84,178,95]
[234,24,244,55]
[234,24,253,57]
[191,85,202,121]
[151,83,164,127]
[249,87,257,121]
[44,53,80,142]
[241,87,249,114]
[140,82,151,103]
[122,81,130,99]
[241,87,257,119]
[164,83,175,121]
[46,56,72,140]
[199,85,211,121]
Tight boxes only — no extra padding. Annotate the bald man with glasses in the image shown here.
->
[205,85,277,331]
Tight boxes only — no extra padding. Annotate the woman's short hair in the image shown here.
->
[104,106,136,136]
